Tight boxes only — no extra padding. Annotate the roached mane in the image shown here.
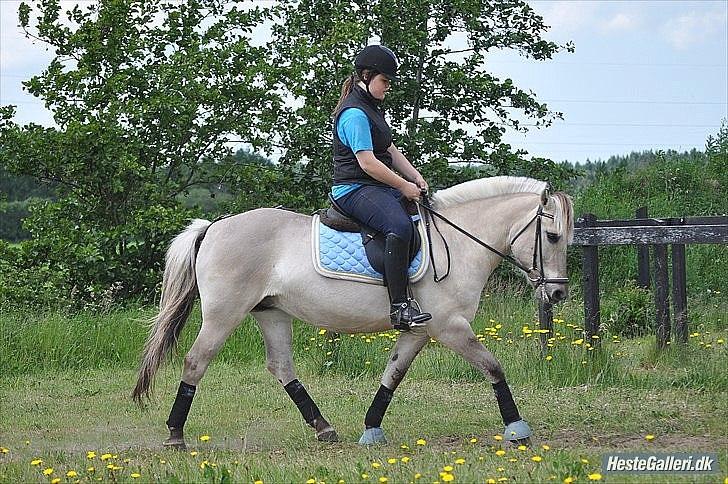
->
[431,176,574,243]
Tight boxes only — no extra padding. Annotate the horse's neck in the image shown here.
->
[437,194,537,276]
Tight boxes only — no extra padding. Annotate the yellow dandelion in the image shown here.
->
[100,453,112,461]
[717,338,724,344]
[469,438,477,443]
[199,435,211,442]
[400,444,409,449]
[131,473,141,479]
[497,467,505,472]
[372,462,381,468]
[361,474,369,479]
[159,460,166,464]
[517,445,528,451]
[487,479,496,484]
[50,479,60,484]
[87,467,95,473]
[493,435,503,441]
[645,434,655,442]
[31,459,42,466]
[564,477,575,484]
[588,473,602,481]
[43,468,54,476]
[531,455,543,462]
[306,479,316,484]
[542,444,550,451]
[441,473,454,482]
[414,474,422,479]
[190,451,198,456]
[318,329,326,335]
[508,458,518,463]
[379,478,388,483]
[66,470,78,478]
[387,458,398,464]
[86,451,96,459]
[442,465,453,472]
[455,458,465,464]
[545,355,553,361]
[401,456,410,463]
[416,439,426,445]
[0,447,8,454]
[581,458,589,464]
[495,450,506,456]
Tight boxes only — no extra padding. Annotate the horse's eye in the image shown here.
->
[546,232,560,243]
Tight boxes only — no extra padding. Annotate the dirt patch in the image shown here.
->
[544,429,728,451]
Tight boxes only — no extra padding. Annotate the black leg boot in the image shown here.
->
[384,233,431,330]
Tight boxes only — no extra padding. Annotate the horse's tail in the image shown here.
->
[132,218,212,405]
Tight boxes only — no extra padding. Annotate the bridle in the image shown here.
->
[417,195,569,289]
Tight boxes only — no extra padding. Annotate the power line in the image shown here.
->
[543,99,727,105]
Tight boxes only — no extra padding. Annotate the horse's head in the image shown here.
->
[508,187,574,304]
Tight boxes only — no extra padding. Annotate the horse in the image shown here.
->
[132,176,574,449]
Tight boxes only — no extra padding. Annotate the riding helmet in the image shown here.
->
[355,45,399,80]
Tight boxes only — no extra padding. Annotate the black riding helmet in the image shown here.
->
[355,44,399,81]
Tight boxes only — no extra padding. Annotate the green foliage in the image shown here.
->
[601,281,653,338]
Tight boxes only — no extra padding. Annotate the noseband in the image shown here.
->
[417,197,568,288]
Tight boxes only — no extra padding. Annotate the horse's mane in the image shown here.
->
[431,176,574,242]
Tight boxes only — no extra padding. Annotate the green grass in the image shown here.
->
[1,290,726,482]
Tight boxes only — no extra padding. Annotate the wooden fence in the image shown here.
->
[538,210,728,351]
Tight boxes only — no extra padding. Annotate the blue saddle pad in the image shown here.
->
[313,216,425,285]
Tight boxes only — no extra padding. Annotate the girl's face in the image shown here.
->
[361,72,391,100]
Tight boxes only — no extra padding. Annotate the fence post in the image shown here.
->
[636,207,650,288]
[538,301,553,355]
[672,218,688,343]
[582,213,601,340]
[653,243,671,348]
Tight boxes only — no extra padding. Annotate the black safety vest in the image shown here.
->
[332,84,393,186]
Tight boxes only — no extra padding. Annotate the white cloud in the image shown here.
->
[601,13,641,32]
[536,1,600,33]
[662,10,727,50]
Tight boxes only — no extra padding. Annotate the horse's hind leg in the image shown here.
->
[429,316,532,445]
[254,309,338,442]
[359,328,429,445]
[164,305,246,449]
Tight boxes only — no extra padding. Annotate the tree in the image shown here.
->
[0,0,277,300]
[256,0,579,210]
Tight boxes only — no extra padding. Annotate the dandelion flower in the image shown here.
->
[545,355,553,361]
[581,458,589,464]
[86,451,96,459]
[495,450,506,456]
[588,473,602,481]
[517,445,528,451]
[497,467,505,472]
[400,444,409,449]
[0,447,8,454]
[487,480,496,484]
[379,478,388,483]
[414,474,421,479]
[131,473,141,479]
[387,458,397,464]
[372,462,381,468]
[455,458,465,464]
[542,444,551,451]
[645,434,655,442]
[531,456,543,462]
[508,458,518,463]
[51,479,60,484]
[401,457,410,463]
[564,477,575,484]
[306,479,315,484]
[469,438,477,443]
[441,473,454,482]
[43,468,54,476]
[66,470,78,478]
[190,451,198,457]
[493,435,503,441]
[87,467,95,473]
[318,329,326,335]
[199,435,211,442]
[100,454,112,461]
[416,439,426,445]
[361,474,369,479]
[443,465,453,472]
[31,459,42,466]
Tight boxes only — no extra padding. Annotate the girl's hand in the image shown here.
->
[414,175,429,193]
[399,181,423,201]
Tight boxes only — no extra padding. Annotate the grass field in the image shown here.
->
[1,289,726,483]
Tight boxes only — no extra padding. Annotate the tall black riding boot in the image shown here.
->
[384,233,431,331]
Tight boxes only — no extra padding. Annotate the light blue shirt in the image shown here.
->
[331,108,372,199]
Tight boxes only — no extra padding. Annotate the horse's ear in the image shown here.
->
[540,185,550,206]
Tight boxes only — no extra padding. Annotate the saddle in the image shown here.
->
[316,195,422,277]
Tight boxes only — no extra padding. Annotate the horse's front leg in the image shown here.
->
[254,309,338,442]
[429,316,532,445]
[359,328,429,445]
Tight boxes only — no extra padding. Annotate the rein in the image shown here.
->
[417,194,568,287]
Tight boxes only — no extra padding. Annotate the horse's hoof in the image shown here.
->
[509,437,532,448]
[358,427,387,445]
[162,437,187,450]
[316,427,339,442]
[504,419,533,444]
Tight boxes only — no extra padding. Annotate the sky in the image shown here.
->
[1,0,727,164]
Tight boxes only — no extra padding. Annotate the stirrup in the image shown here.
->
[390,299,431,331]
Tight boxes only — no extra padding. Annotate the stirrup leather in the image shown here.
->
[390,299,431,331]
